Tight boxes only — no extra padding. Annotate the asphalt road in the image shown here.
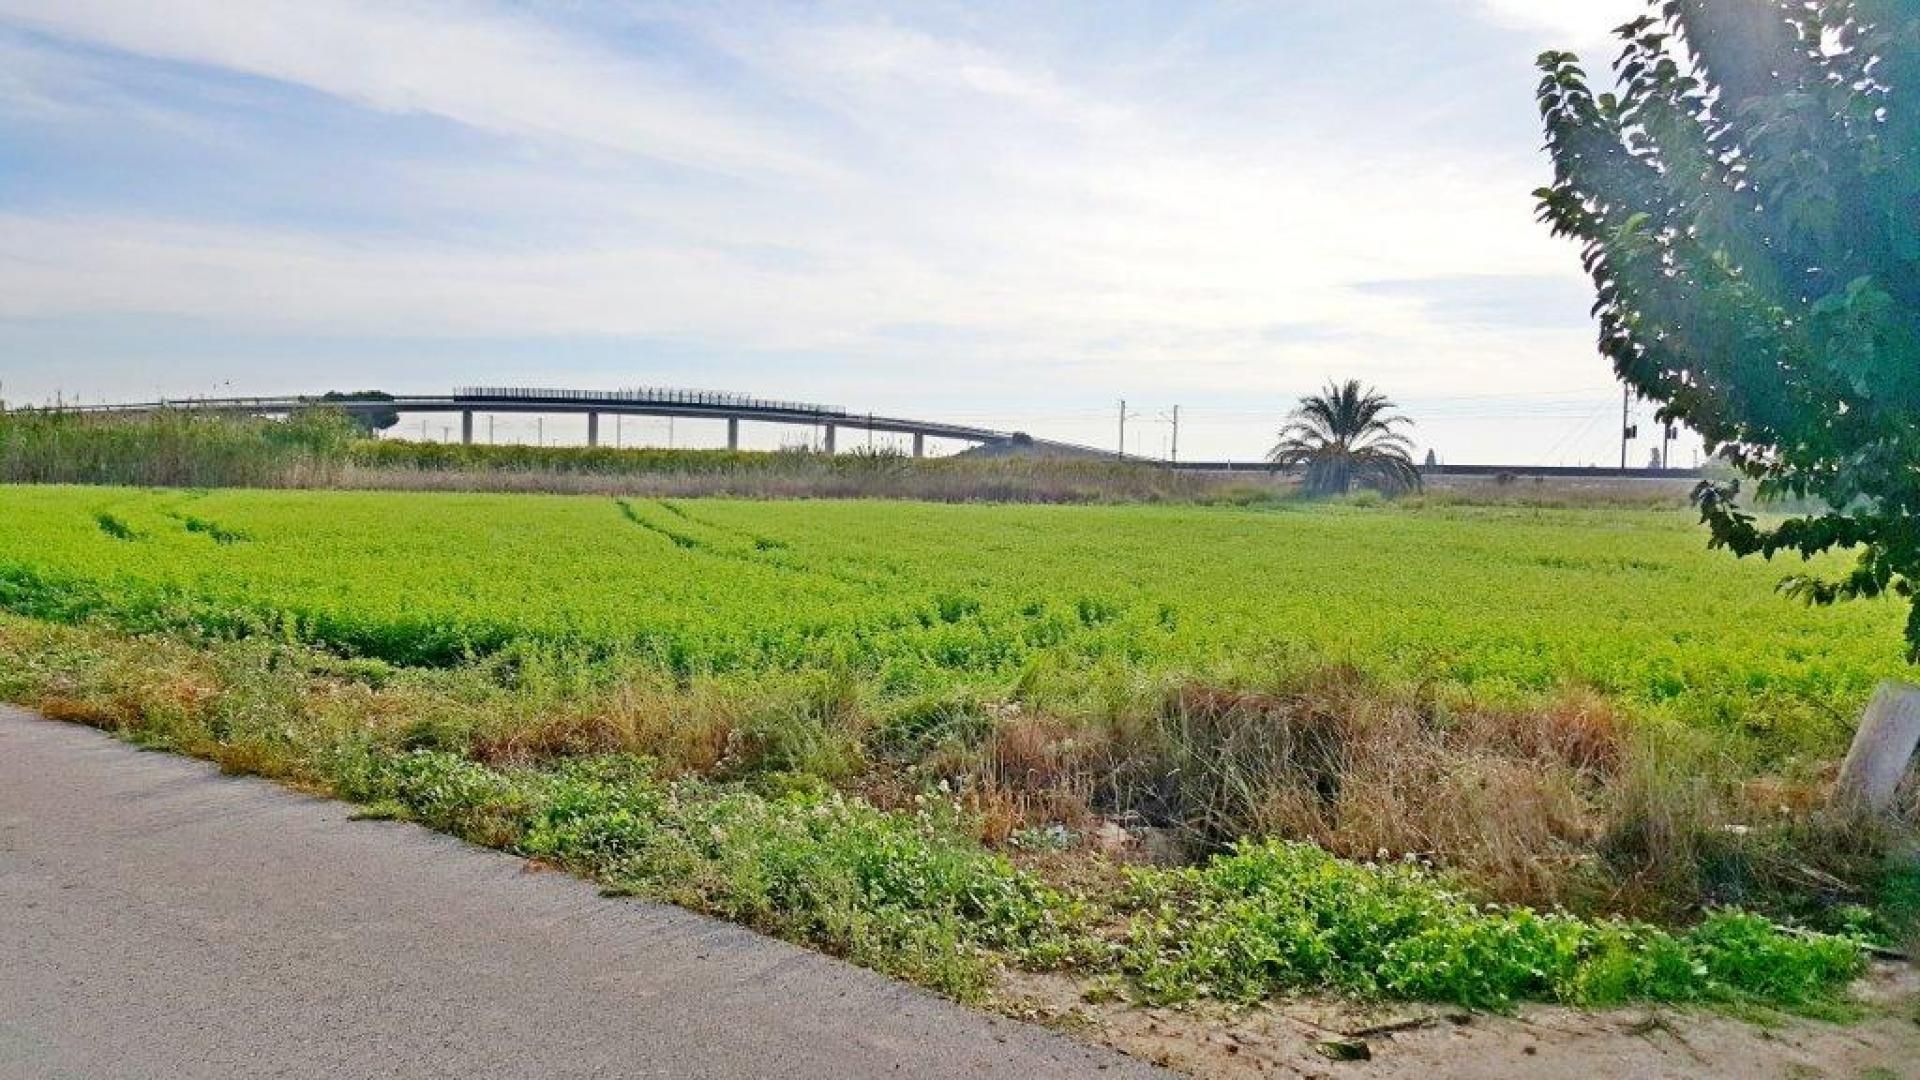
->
[0,707,1160,1079]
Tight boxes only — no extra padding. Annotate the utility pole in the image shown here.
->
[1661,422,1674,472]
[1619,385,1631,470]
[1118,400,1138,460]
[537,417,544,447]
[1164,405,1181,463]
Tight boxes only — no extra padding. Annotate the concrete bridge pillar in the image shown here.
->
[587,412,600,448]
[461,411,474,445]
[727,417,740,451]
[912,432,925,458]
[823,423,837,454]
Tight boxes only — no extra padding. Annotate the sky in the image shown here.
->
[0,0,1689,463]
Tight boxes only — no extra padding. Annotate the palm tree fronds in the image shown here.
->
[1269,379,1422,496]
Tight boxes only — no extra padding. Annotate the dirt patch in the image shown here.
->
[998,961,1920,1078]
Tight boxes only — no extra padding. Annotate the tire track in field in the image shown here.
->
[87,488,176,542]
[157,494,251,546]
[656,501,789,553]
[91,491,249,547]
[652,501,903,590]
[611,499,881,591]
[641,502,1041,663]
[614,499,705,550]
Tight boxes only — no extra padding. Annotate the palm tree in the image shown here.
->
[1268,380,1421,496]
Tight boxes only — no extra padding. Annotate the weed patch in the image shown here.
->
[1118,840,1861,1010]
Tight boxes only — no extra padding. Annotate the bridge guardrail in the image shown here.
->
[455,387,843,416]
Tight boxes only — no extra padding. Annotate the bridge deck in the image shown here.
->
[54,388,1118,457]
[62,391,1014,444]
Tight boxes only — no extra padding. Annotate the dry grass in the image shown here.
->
[322,463,1707,509]
[946,711,1107,844]
[467,681,743,775]
[426,654,1910,922]
[1416,474,1700,509]
[891,669,1913,923]
[328,462,1290,505]
[1095,676,1621,906]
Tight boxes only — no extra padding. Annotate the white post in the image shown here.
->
[1836,681,1920,812]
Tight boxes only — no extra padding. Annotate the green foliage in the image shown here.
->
[1535,2,1920,656]
[316,391,400,432]
[0,486,1901,759]
[0,409,348,488]
[333,750,1083,998]
[1120,840,1861,1010]
[1268,380,1422,496]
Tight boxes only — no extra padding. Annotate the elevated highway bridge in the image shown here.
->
[54,386,1705,478]
[59,386,1109,458]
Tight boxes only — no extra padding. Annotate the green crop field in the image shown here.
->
[0,484,1902,756]
[0,482,1902,1011]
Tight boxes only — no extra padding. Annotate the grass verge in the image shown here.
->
[0,614,1871,1014]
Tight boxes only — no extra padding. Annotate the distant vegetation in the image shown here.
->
[0,408,358,488]
[0,409,1274,504]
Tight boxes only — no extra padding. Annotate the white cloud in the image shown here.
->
[0,0,831,178]
[1474,0,1649,51]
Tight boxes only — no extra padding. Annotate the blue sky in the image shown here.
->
[0,0,1685,463]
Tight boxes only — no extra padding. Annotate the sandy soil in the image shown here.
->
[1001,962,1920,1079]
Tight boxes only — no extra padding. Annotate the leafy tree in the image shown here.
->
[1268,379,1422,495]
[1535,1,1920,656]
[318,391,400,433]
